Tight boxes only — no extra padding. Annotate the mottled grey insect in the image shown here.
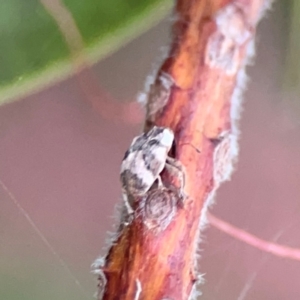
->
[120,126,185,214]
[120,126,184,223]
[121,126,173,195]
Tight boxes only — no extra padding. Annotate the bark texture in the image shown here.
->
[97,0,270,299]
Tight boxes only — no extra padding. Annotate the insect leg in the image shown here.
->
[165,157,186,200]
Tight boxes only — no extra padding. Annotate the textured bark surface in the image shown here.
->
[99,0,270,299]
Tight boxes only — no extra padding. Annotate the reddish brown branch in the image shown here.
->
[98,0,270,299]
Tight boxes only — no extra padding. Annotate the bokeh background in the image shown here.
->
[1,0,300,299]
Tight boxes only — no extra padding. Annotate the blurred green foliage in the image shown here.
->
[0,0,171,103]
[0,0,68,86]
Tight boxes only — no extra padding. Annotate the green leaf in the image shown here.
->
[0,0,172,105]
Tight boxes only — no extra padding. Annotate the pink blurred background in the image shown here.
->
[1,1,300,299]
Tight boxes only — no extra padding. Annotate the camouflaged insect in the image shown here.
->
[120,126,174,202]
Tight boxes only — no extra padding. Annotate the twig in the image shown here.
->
[208,212,300,261]
[98,0,271,299]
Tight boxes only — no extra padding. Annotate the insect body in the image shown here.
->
[120,126,174,198]
[120,126,186,219]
